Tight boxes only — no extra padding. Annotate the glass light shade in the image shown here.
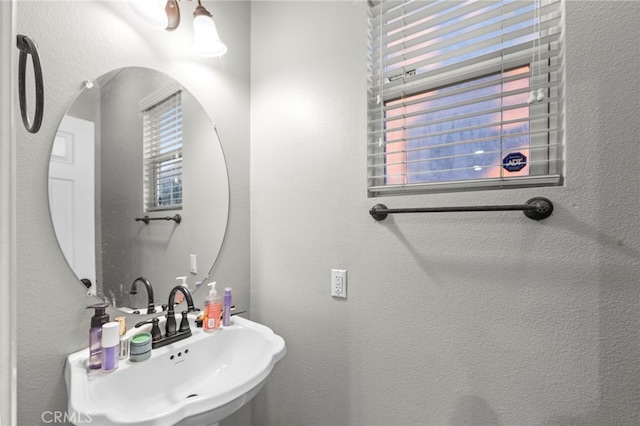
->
[193,15,228,57]
[127,0,168,30]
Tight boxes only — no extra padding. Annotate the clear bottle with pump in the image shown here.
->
[175,276,189,304]
[223,287,232,327]
[203,282,222,332]
[87,303,109,370]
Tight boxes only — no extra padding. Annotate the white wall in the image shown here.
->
[15,2,250,424]
[250,1,640,425]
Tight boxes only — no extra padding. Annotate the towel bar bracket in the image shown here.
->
[522,197,554,221]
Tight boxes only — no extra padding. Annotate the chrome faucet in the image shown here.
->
[129,277,157,314]
[165,285,196,337]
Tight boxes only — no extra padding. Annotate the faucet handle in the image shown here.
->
[134,317,162,342]
[179,310,190,333]
[165,310,176,337]
[149,318,162,342]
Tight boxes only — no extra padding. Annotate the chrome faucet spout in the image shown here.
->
[130,277,157,314]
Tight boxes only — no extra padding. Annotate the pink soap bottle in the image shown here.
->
[203,282,222,332]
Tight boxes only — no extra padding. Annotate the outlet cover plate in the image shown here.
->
[331,269,347,298]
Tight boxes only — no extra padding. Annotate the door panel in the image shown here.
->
[48,115,96,294]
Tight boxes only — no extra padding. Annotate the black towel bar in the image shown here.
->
[369,197,553,221]
[135,214,182,225]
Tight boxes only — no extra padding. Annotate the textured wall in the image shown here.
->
[1,1,16,424]
[15,1,251,425]
[250,1,640,425]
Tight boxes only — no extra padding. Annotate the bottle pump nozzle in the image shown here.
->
[175,277,189,304]
[208,282,218,298]
[87,303,109,328]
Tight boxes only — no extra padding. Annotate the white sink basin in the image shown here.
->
[65,315,285,426]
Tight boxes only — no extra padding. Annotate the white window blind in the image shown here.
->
[368,0,565,195]
[142,89,183,211]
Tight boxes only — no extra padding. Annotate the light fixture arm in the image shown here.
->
[193,0,212,18]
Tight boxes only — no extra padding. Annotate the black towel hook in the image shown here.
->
[16,35,44,134]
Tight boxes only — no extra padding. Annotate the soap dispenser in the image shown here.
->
[203,282,222,332]
[87,303,110,370]
[175,276,189,304]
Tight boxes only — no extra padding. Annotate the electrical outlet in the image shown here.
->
[331,269,347,298]
[190,254,197,274]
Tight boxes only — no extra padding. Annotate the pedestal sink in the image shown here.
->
[65,315,285,426]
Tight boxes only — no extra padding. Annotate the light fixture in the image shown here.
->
[127,0,227,57]
[192,0,228,57]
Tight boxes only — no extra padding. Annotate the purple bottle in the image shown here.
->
[101,322,120,373]
[222,287,232,327]
[87,303,109,370]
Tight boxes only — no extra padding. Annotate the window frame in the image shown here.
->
[367,0,565,196]
[140,84,184,212]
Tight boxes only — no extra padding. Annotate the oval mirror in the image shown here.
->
[48,67,229,314]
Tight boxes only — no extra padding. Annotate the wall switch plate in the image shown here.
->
[331,269,347,298]
[190,254,197,274]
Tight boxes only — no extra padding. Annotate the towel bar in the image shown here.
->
[369,197,553,221]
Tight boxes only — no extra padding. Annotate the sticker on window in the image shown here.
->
[502,152,527,172]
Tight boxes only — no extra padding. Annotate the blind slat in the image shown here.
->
[370,94,560,139]
[373,1,525,59]
[372,29,561,86]
[377,12,561,71]
[372,1,560,50]
[372,62,561,112]
[372,112,561,147]
[375,132,562,161]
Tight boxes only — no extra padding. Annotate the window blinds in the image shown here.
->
[368,0,565,195]
[142,90,183,211]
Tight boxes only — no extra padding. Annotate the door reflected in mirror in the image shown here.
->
[48,67,229,313]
